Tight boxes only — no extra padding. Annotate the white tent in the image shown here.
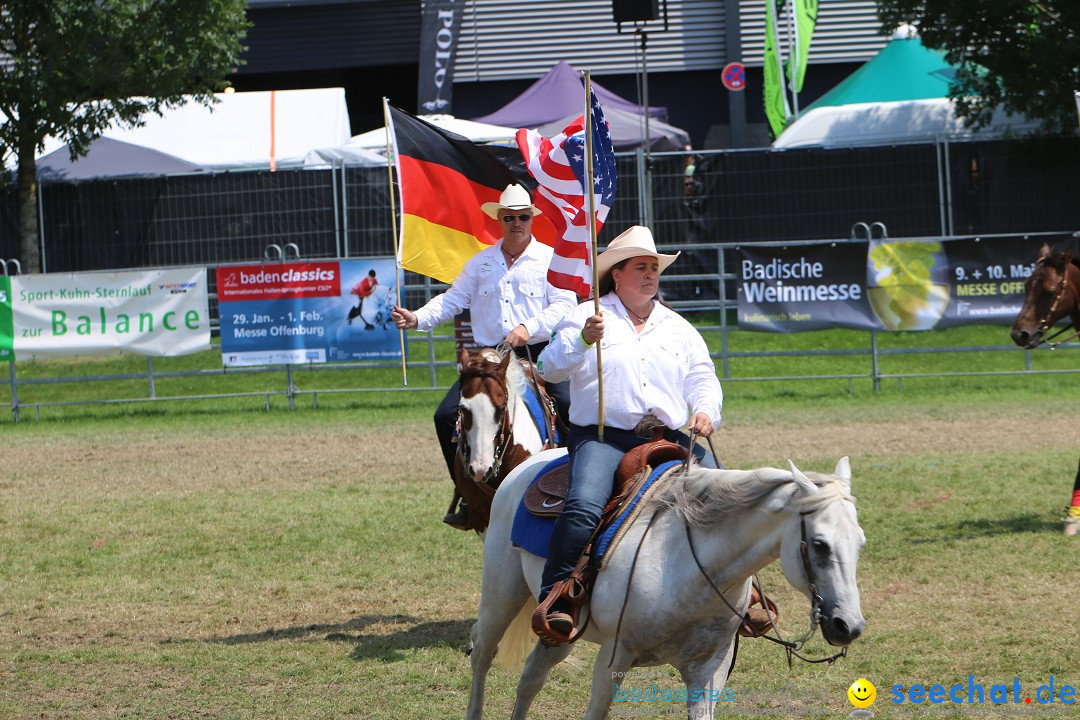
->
[348,114,519,151]
[302,146,385,167]
[773,98,1039,149]
[36,88,352,170]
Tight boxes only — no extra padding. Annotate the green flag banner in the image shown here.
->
[789,0,818,92]
[763,0,789,138]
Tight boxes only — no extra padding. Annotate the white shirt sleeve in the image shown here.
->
[412,256,478,332]
[536,302,594,383]
[683,328,723,426]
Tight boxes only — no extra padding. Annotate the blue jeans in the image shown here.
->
[539,423,718,601]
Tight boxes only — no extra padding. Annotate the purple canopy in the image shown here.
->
[535,105,689,152]
[473,61,668,128]
[37,137,205,180]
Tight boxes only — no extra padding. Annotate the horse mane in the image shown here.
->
[645,465,853,527]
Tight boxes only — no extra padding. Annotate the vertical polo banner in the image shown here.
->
[0,268,209,359]
[418,0,460,114]
[738,243,875,331]
[216,258,402,367]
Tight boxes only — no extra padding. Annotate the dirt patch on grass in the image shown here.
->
[718,411,1077,467]
[4,409,1075,498]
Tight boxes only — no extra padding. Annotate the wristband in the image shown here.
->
[580,330,595,347]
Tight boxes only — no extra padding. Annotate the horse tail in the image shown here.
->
[495,598,537,671]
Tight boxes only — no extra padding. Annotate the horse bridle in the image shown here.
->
[684,509,847,668]
[1033,258,1080,348]
[457,347,557,487]
[457,371,516,488]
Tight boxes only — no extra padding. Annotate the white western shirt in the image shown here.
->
[537,292,722,431]
[412,238,578,347]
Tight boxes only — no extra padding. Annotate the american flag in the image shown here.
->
[517,86,618,298]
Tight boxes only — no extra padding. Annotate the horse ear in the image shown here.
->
[834,456,852,492]
[458,347,471,367]
[1039,243,1051,260]
[787,460,819,495]
[498,351,513,370]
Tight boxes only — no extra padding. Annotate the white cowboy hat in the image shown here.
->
[481,183,543,219]
[596,225,680,282]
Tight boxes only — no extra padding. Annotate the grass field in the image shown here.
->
[1,332,1079,719]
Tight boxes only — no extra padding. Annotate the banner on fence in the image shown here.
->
[937,236,1043,328]
[216,258,401,366]
[737,236,1050,332]
[0,268,209,360]
[737,242,876,332]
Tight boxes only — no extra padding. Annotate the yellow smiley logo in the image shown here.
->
[847,678,877,709]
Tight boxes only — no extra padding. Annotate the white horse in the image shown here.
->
[465,450,866,720]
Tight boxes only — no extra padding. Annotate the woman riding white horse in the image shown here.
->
[465,453,866,720]
[533,225,724,640]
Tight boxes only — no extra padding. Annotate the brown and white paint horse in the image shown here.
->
[1010,243,1080,349]
[453,347,558,533]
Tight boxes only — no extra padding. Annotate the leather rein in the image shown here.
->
[684,513,846,668]
[686,428,846,665]
[607,432,845,669]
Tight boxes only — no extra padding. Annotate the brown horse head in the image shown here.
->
[1010,244,1080,349]
[457,348,518,482]
[454,347,551,533]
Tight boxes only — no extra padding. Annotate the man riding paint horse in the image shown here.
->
[392,184,576,526]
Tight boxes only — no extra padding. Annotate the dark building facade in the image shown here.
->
[234,0,889,148]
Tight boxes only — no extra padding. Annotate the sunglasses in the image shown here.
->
[500,214,532,223]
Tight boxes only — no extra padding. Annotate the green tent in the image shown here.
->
[805,35,961,113]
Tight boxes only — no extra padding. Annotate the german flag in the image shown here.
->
[389,105,553,284]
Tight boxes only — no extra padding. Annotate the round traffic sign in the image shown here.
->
[722,62,746,92]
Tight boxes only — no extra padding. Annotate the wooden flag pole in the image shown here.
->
[582,72,604,440]
[383,98,408,386]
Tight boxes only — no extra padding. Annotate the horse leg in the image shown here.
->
[583,641,633,720]
[677,639,736,720]
[509,641,574,720]
[466,565,533,720]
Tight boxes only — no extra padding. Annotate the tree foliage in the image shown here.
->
[0,0,249,272]
[877,0,1080,136]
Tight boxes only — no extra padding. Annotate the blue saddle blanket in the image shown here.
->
[511,458,681,563]
[522,382,558,446]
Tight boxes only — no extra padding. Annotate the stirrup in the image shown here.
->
[739,586,780,638]
[531,578,587,647]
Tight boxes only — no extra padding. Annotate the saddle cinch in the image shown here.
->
[529,433,779,646]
